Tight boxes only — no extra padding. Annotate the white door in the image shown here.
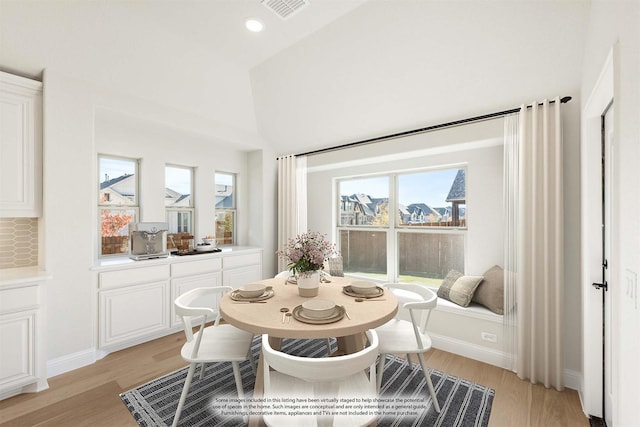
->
[603,104,614,427]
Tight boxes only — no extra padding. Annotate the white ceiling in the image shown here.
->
[125,0,369,69]
[0,0,368,76]
[0,0,370,151]
[0,0,592,155]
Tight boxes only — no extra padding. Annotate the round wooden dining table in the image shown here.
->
[220,275,397,427]
[219,275,398,354]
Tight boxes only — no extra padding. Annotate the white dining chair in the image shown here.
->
[274,271,333,355]
[275,270,292,279]
[374,283,441,413]
[172,286,256,427]
[261,330,379,427]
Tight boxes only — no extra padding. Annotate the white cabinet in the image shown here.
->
[170,258,222,327]
[0,72,42,217]
[96,248,262,356]
[223,265,262,288]
[222,252,262,288]
[0,281,47,399]
[171,273,222,326]
[98,265,170,351]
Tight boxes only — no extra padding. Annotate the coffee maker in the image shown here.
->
[129,222,169,260]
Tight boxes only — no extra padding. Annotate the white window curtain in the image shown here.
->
[504,97,565,391]
[503,112,519,373]
[277,155,307,272]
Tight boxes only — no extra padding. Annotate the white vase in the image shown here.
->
[297,271,320,297]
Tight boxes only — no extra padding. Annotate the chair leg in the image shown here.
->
[406,353,413,368]
[326,338,332,356]
[199,362,206,380]
[376,354,386,392]
[232,361,247,422]
[416,353,441,413]
[172,363,197,427]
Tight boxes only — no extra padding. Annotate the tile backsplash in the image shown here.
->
[0,218,38,269]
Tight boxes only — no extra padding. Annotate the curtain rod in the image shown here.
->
[279,96,572,159]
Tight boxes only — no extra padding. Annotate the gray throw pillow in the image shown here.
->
[448,275,484,307]
[472,265,504,314]
[437,269,463,301]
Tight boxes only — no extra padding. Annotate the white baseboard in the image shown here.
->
[431,333,584,393]
[46,348,96,379]
[430,332,510,369]
[564,369,582,392]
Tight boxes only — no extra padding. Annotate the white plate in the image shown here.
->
[292,305,345,324]
[342,285,385,298]
[230,288,274,302]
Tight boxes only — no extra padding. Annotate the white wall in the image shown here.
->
[248,148,278,279]
[251,0,589,155]
[94,107,249,243]
[41,71,96,366]
[306,119,505,276]
[580,1,640,423]
[0,0,260,141]
[253,0,586,380]
[40,69,274,374]
[303,106,582,379]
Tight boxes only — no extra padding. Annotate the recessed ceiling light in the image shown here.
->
[245,19,264,33]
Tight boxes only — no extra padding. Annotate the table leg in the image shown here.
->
[336,333,364,355]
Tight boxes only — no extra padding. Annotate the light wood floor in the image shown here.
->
[0,331,588,427]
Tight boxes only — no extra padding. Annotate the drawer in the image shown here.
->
[99,265,170,289]
[171,258,222,278]
[0,285,39,314]
[222,252,261,270]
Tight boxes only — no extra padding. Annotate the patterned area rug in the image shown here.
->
[121,337,494,427]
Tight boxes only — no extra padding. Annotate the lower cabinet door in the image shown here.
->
[171,272,222,327]
[99,280,170,349]
[222,265,262,289]
[0,310,36,392]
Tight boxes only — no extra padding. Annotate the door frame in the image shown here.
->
[602,104,614,426]
[581,47,616,418]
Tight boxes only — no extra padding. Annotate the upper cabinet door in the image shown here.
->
[0,71,43,217]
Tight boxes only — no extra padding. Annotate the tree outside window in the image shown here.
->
[99,156,138,256]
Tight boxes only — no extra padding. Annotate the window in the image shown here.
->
[337,167,466,284]
[215,172,236,245]
[338,176,389,279]
[99,156,138,256]
[339,176,389,226]
[165,165,194,235]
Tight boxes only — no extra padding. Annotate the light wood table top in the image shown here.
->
[220,276,398,341]
[222,276,396,427]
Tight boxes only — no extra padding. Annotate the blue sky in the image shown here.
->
[339,169,459,207]
[100,157,135,183]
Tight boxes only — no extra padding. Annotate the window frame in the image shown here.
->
[98,155,140,258]
[215,171,236,246]
[336,165,468,283]
[165,164,195,235]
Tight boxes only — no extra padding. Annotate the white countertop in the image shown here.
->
[0,266,52,288]
[92,246,262,271]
